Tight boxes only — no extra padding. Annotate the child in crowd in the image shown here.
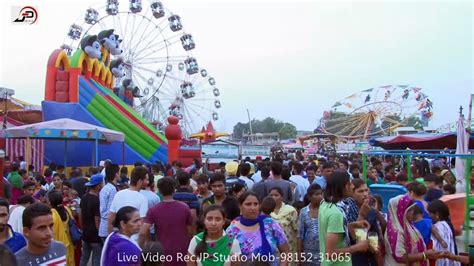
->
[407,181,431,219]
[412,204,432,246]
[187,205,241,266]
[373,194,383,213]
[424,174,443,203]
[427,200,460,266]
[372,194,387,229]
[69,189,81,216]
[394,173,408,186]
[231,183,246,199]
[195,174,212,206]
[33,189,47,203]
[297,184,323,266]
[261,196,276,216]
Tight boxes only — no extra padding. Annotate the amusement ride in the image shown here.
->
[318,85,434,139]
[62,0,221,137]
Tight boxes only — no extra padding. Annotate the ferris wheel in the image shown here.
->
[318,85,434,139]
[135,63,221,137]
[61,0,220,134]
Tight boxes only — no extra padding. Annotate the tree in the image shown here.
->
[405,116,423,130]
[232,117,297,140]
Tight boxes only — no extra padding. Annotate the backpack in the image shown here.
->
[67,211,82,245]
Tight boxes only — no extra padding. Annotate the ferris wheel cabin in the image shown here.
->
[106,0,119,15]
[67,24,83,41]
[169,15,183,32]
[129,0,142,13]
[151,1,165,18]
[181,34,196,51]
[85,8,99,24]
[185,57,199,75]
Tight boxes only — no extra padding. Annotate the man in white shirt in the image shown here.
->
[8,195,35,234]
[289,162,310,202]
[18,156,27,171]
[140,174,161,209]
[107,166,148,242]
[238,163,255,189]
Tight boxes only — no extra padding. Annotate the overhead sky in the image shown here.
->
[0,0,472,134]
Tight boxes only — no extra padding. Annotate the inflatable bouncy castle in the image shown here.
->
[43,36,168,166]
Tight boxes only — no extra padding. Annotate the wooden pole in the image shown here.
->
[95,130,99,167]
[26,137,30,176]
[64,140,67,170]
[247,109,253,143]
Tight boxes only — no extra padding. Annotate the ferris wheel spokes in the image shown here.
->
[62,0,222,135]
[320,84,432,139]
[126,8,153,53]
[133,32,184,62]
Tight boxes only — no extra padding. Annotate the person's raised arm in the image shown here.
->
[357,200,370,221]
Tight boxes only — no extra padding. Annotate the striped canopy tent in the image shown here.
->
[0,116,44,172]
[0,118,125,169]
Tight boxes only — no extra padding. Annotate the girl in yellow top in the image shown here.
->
[48,191,75,266]
[269,187,298,253]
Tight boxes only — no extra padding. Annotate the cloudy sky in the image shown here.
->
[0,0,472,134]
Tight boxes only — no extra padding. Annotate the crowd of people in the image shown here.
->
[0,153,471,265]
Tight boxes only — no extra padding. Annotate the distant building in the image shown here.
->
[242,132,280,144]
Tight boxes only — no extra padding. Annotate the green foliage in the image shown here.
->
[405,116,423,130]
[233,117,297,140]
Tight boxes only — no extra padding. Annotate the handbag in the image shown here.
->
[67,210,82,245]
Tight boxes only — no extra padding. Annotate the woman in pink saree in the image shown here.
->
[384,195,440,265]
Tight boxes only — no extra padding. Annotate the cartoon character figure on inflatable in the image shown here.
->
[98,29,123,56]
[120,79,141,106]
[80,35,102,59]
[97,29,122,66]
